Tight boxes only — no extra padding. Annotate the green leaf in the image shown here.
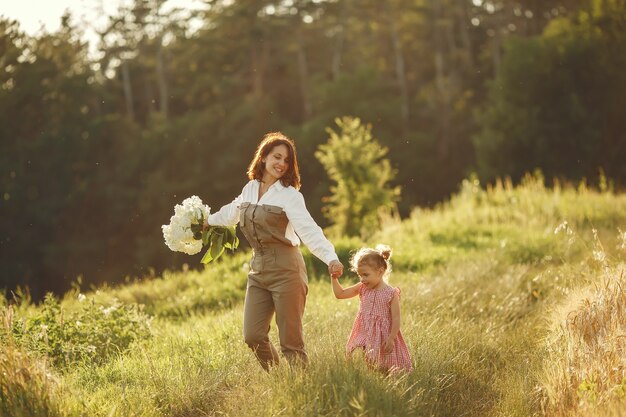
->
[201,226,238,264]
[210,232,225,261]
[223,226,239,250]
[201,247,213,264]
[191,222,204,240]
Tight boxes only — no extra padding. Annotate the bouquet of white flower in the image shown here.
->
[162,195,238,263]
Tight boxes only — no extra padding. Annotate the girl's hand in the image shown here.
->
[384,338,395,354]
[202,220,209,231]
[328,260,344,279]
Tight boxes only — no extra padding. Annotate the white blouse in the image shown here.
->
[207,179,338,265]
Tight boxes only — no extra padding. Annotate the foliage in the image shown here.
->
[315,116,401,238]
[474,2,626,184]
[3,294,152,369]
[73,251,250,320]
[199,226,239,264]
[370,171,626,276]
[2,0,626,302]
[0,17,101,297]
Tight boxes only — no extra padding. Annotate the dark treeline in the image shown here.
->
[1,0,625,298]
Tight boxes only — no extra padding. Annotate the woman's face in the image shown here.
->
[262,144,290,182]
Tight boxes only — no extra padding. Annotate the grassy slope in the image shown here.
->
[2,174,626,416]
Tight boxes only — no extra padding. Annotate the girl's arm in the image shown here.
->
[384,292,401,352]
[331,278,361,299]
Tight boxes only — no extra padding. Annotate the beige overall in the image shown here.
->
[239,202,309,369]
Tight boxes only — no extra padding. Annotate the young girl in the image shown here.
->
[331,244,413,373]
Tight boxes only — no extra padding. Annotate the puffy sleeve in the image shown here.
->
[284,190,339,265]
[206,186,245,227]
[389,287,401,305]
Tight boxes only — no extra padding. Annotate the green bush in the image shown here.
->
[6,294,152,368]
[83,252,251,320]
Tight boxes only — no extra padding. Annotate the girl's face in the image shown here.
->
[262,144,290,182]
[356,263,385,290]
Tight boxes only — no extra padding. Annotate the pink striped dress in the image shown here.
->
[346,284,413,372]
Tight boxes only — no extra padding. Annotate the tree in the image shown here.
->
[315,117,400,238]
[3,0,605,298]
[0,15,99,296]
[96,0,190,122]
[474,0,626,184]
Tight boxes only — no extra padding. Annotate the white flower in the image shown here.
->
[162,196,210,255]
[592,250,606,263]
[554,220,569,235]
[102,305,117,316]
[617,228,626,251]
[78,293,86,302]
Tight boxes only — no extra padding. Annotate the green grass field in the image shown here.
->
[2,174,626,416]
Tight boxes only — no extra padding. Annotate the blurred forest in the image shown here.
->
[1,0,625,298]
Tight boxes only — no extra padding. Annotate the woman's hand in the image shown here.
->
[384,338,395,354]
[328,260,344,279]
[202,220,209,231]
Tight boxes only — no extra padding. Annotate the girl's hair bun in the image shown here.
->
[375,244,392,261]
[349,244,394,280]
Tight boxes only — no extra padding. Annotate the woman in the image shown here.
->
[205,132,344,369]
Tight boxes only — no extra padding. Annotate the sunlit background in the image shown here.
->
[1,0,625,299]
[0,1,203,35]
[0,0,205,57]
[2,4,626,417]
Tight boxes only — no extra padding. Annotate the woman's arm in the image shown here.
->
[205,187,246,227]
[284,191,339,266]
[331,278,361,299]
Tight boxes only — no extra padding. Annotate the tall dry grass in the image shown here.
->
[3,174,626,416]
[540,260,626,416]
[0,307,63,417]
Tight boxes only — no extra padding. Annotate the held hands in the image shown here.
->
[328,260,344,279]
